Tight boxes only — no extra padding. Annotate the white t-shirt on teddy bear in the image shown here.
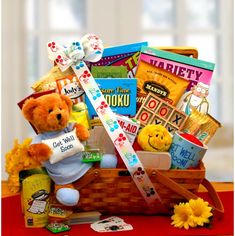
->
[42,128,84,164]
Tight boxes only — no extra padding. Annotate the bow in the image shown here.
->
[47,34,103,72]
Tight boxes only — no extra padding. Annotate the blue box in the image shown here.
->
[85,78,137,118]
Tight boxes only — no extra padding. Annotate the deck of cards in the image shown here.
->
[90,216,133,232]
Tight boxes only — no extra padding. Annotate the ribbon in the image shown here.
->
[47,34,162,205]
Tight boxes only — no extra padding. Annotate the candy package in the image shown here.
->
[182,109,221,144]
[136,60,189,109]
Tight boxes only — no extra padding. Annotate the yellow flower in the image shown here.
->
[5,138,41,193]
[171,202,196,230]
[189,198,213,226]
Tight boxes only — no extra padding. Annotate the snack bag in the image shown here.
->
[56,75,84,104]
[136,61,189,109]
[196,114,221,144]
[182,109,208,135]
[31,66,75,92]
[182,109,221,144]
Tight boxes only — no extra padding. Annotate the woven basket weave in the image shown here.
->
[72,162,205,215]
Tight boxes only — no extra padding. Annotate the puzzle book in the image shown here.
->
[85,78,137,118]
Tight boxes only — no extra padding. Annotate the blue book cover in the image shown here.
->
[85,78,137,118]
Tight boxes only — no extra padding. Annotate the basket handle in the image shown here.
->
[153,170,224,218]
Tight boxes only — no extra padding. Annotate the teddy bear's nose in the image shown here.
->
[57,114,62,120]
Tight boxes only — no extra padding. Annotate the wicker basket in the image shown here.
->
[72,162,206,215]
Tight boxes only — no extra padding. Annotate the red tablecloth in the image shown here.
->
[2,191,233,236]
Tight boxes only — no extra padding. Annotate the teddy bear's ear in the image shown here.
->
[22,98,38,121]
[60,94,73,112]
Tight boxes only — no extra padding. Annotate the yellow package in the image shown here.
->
[136,61,189,110]
[197,114,221,144]
[69,102,90,129]
[182,109,221,144]
[31,66,75,92]
[22,174,51,228]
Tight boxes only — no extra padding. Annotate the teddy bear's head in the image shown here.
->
[22,93,73,133]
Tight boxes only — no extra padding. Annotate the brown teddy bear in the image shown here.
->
[22,93,92,206]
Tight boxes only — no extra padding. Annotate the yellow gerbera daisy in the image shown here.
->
[171,202,196,230]
[189,198,213,226]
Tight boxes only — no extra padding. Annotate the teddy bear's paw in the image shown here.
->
[74,123,90,141]
[28,143,52,162]
[100,154,118,168]
[56,188,80,206]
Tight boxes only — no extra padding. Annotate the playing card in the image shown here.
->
[92,223,133,232]
[91,216,133,232]
[91,216,123,230]
[91,216,124,226]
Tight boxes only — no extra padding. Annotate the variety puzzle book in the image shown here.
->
[85,78,137,118]
[139,46,215,91]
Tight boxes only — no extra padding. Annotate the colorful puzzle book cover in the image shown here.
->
[139,46,215,91]
[85,78,137,118]
[88,42,148,78]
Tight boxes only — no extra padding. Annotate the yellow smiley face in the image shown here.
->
[137,124,172,152]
